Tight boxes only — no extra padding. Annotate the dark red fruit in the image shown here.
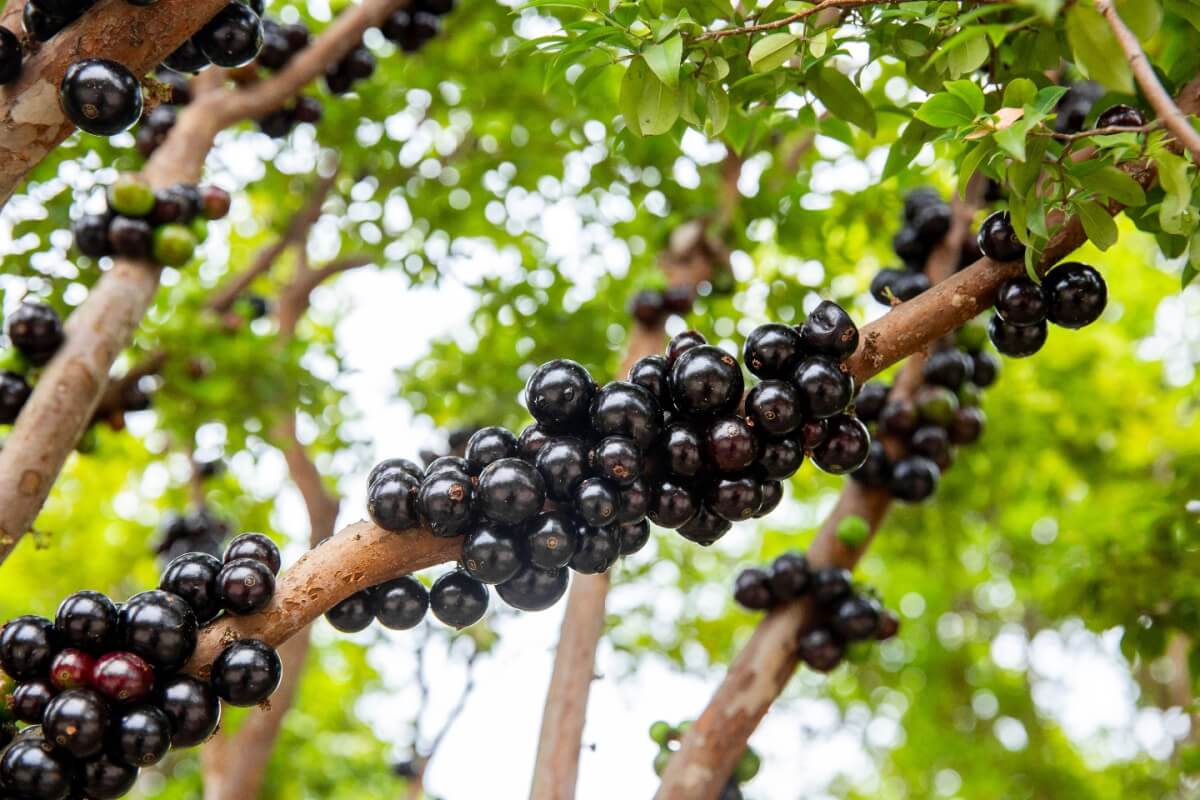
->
[950,406,986,445]
[994,276,1048,327]
[201,185,231,220]
[733,568,774,610]
[1044,262,1106,328]
[799,300,859,359]
[878,398,918,438]
[429,569,489,628]
[525,359,595,432]
[157,675,220,747]
[977,211,1025,262]
[0,616,57,679]
[745,380,801,436]
[496,564,569,612]
[676,504,731,546]
[43,688,109,757]
[462,523,524,585]
[661,285,693,315]
[877,610,901,640]
[60,58,143,136]
[371,576,429,630]
[223,532,281,574]
[811,415,870,475]
[797,627,844,672]
[1095,104,1146,129]
[108,216,153,259]
[629,289,664,325]
[742,323,802,379]
[324,590,374,633]
[988,314,1047,358]
[292,95,323,124]
[91,651,155,704]
[670,346,744,416]
[706,416,758,473]
[889,456,940,503]
[11,680,56,723]
[648,480,698,529]
[49,649,94,690]
[211,639,281,706]
[216,558,276,615]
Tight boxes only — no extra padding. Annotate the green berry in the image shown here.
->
[649,720,672,746]
[956,317,989,353]
[835,515,870,548]
[76,427,98,454]
[733,748,761,782]
[190,217,209,243]
[915,385,959,426]
[152,224,197,267]
[0,349,31,373]
[957,382,982,407]
[653,749,672,776]
[107,174,156,218]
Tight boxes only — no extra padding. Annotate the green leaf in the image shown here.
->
[748,33,799,74]
[883,120,937,180]
[1077,200,1120,250]
[945,80,986,118]
[1116,0,1162,40]
[1066,6,1135,94]
[1154,149,1197,235]
[1183,230,1200,288]
[618,55,683,136]
[811,68,877,135]
[643,34,684,89]
[946,34,990,78]
[1015,0,1062,19]
[1084,166,1148,207]
[914,92,976,128]
[957,140,992,195]
[705,83,730,137]
[1003,78,1037,109]
[619,57,647,137]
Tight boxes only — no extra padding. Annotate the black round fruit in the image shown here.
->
[615,519,651,555]
[665,329,706,367]
[950,406,986,446]
[977,211,1025,262]
[755,480,783,517]
[0,27,21,85]
[912,201,952,242]
[590,381,662,448]
[163,38,211,73]
[648,480,698,529]
[211,639,282,707]
[462,523,524,585]
[6,302,63,365]
[891,270,931,301]
[72,213,113,258]
[792,357,854,419]
[517,424,552,461]
[465,426,518,473]
[797,627,844,672]
[424,455,470,479]
[418,472,474,536]
[159,553,223,625]
[670,346,744,416]
[628,354,671,409]
[854,381,889,422]
[733,568,774,610]
[768,552,809,600]
[526,359,595,432]
[496,564,569,612]
[23,2,71,43]
[108,216,154,260]
[369,458,423,487]
[676,504,732,546]
[1044,262,1107,329]
[832,595,881,641]
[216,558,276,616]
[616,477,651,524]
[0,370,31,423]
[0,738,74,800]
[477,458,545,525]
[60,58,143,136]
[988,314,1047,358]
[742,323,802,379]
[0,615,57,679]
[1095,104,1146,129]
[970,351,1000,387]
[119,590,197,671]
[706,416,758,473]
[368,471,421,531]
[921,349,973,390]
[811,415,871,475]
[809,567,852,606]
[526,511,580,569]
[591,436,641,486]
[568,524,619,574]
[535,436,589,502]
[745,380,801,436]
[81,754,139,799]
[851,439,891,488]
[800,300,859,359]
[573,478,620,528]
[371,576,429,630]
[54,590,117,653]
[757,435,804,480]
[325,590,374,633]
[889,456,940,503]
[11,680,55,723]
[429,569,489,628]
[196,3,264,68]
[709,475,763,521]
[995,276,1048,327]
[157,675,220,747]
[911,425,952,470]
[43,688,108,757]
[663,423,704,478]
[113,704,172,767]
[223,532,281,574]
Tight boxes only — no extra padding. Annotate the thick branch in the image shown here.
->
[276,254,375,334]
[1095,0,1200,161]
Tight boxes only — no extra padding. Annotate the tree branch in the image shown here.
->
[1095,0,1200,162]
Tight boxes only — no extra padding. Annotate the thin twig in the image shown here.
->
[694,0,917,41]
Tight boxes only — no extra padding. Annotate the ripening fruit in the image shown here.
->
[60,59,144,136]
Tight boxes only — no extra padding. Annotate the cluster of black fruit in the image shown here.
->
[380,0,454,54]
[155,509,232,564]
[133,70,196,158]
[0,533,285,799]
[850,333,995,502]
[649,720,759,798]
[733,551,899,672]
[70,173,230,266]
[871,188,984,305]
[974,211,1109,358]
[0,302,65,426]
[251,18,324,137]
[359,304,872,629]
[628,286,694,327]
[1055,79,1149,135]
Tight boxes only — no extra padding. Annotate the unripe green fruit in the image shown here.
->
[653,749,672,776]
[76,427,98,454]
[0,349,31,373]
[191,217,209,243]
[0,670,16,724]
[733,748,761,782]
[956,318,989,353]
[915,385,959,426]
[153,224,197,267]
[649,720,672,746]
[957,382,982,407]
[835,515,870,548]
[107,174,156,217]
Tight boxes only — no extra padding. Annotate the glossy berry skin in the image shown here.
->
[292,94,323,124]
[224,532,281,574]
[211,639,282,707]
[670,346,744,416]
[970,351,1000,388]
[754,436,801,481]
[568,524,619,574]
[56,591,119,655]
[574,478,620,528]
[832,595,881,641]
[877,611,901,641]
[462,523,524,584]
[809,567,853,606]
[11,680,56,723]
[800,300,859,359]
[628,289,664,325]
[797,627,844,672]
[768,552,810,600]
[745,380,801,436]
[616,477,650,524]
[755,480,784,517]
[0,27,21,85]
[92,651,155,704]
[950,406,986,446]
[108,216,154,259]
[6,302,63,365]
[792,357,854,419]
[676,504,732,546]
[72,213,113,258]
[915,385,959,427]
[517,424,552,461]
[465,426,518,473]
[0,615,57,679]
[325,590,374,633]
[977,211,1025,262]
[889,456,940,503]
[371,576,429,630]
[921,349,972,390]
[0,738,74,800]
[60,59,143,136]
[0,370,31,423]
[988,314,1047,358]
[157,675,220,747]
[851,439,891,488]
[525,359,595,432]
[871,267,927,304]
[591,436,641,486]
[49,648,94,690]
[216,558,276,616]
[429,569,489,628]
[113,704,172,767]
[663,424,704,478]
[854,381,889,422]
[159,552,223,624]
[709,475,763,522]
[665,329,706,367]
[616,519,651,555]
[525,511,579,569]
[590,381,662,448]
[81,754,139,799]
[477,458,545,525]
[995,277,1048,326]
[201,185,232,220]
[742,324,802,379]
[43,688,108,757]
[628,354,671,410]
[733,568,774,610]
[1044,263,1106,328]
[425,455,469,479]
[197,2,263,68]
[368,471,421,531]
[163,38,211,73]
[878,398,918,438]
[496,564,570,612]
[1096,104,1145,129]
[911,425,953,470]
[23,2,71,42]
[535,437,589,502]
[649,480,698,529]
[418,472,474,536]
[811,415,870,475]
[706,416,758,473]
[892,226,926,265]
